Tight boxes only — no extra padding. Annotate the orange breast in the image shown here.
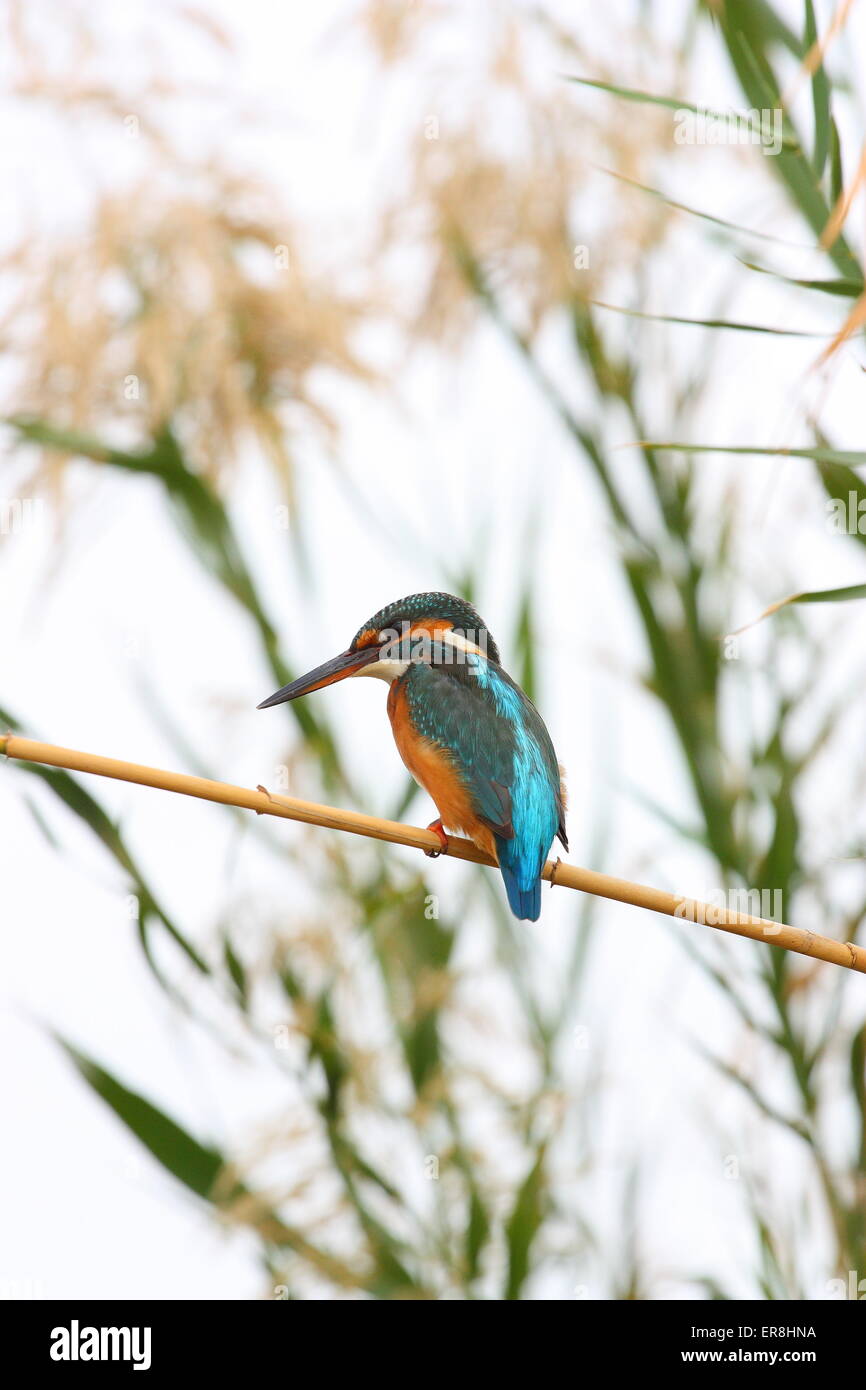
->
[387,680,497,860]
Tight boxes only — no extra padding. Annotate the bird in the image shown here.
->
[257,592,568,921]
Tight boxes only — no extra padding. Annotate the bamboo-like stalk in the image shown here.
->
[3,733,866,975]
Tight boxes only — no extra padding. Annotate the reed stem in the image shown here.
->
[3,733,865,974]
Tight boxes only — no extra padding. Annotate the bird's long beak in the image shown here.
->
[256,646,382,709]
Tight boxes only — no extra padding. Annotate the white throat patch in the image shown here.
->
[354,657,411,683]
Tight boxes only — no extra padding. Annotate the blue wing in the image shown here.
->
[404,654,566,921]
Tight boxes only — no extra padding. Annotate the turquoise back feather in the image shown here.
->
[401,644,565,921]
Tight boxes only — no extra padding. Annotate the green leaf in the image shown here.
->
[786,583,866,605]
[739,260,864,297]
[713,0,861,280]
[692,1276,733,1301]
[309,991,349,1121]
[0,706,209,976]
[597,167,811,246]
[329,1132,403,1204]
[691,1038,812,1142]
[223,937,248,1010]
[734,583,866,633]
[512,583,538,704]
[637,443,866,467]
[6,416,352,799]
[593,300,830,336]
[19,791,62,851]
[504,1149,547,1300]
[401,1009,440,1094]
[60,1037,374,1287]
[829,116,844,206]
[756,740,799,895]
[721,0,803,55]
[819,459,866,551]
[465,1185,490,1283]
[804,0,830,178]
[566,75,799,150]
[60,1038,228,1200]
[850,1023,866,1169]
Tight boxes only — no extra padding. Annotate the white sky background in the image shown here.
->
[2,0,866,1299]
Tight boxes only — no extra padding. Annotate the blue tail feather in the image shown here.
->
[497,839,542,922]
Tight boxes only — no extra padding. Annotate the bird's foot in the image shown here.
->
[425,819,449,858]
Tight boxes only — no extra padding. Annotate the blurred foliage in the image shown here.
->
[2,0,866,1299]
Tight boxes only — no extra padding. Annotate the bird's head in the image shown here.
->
[257,591,499,709]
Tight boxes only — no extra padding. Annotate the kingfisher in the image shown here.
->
[257,592,568,921]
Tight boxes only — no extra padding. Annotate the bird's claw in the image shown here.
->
[425,819,449,858]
